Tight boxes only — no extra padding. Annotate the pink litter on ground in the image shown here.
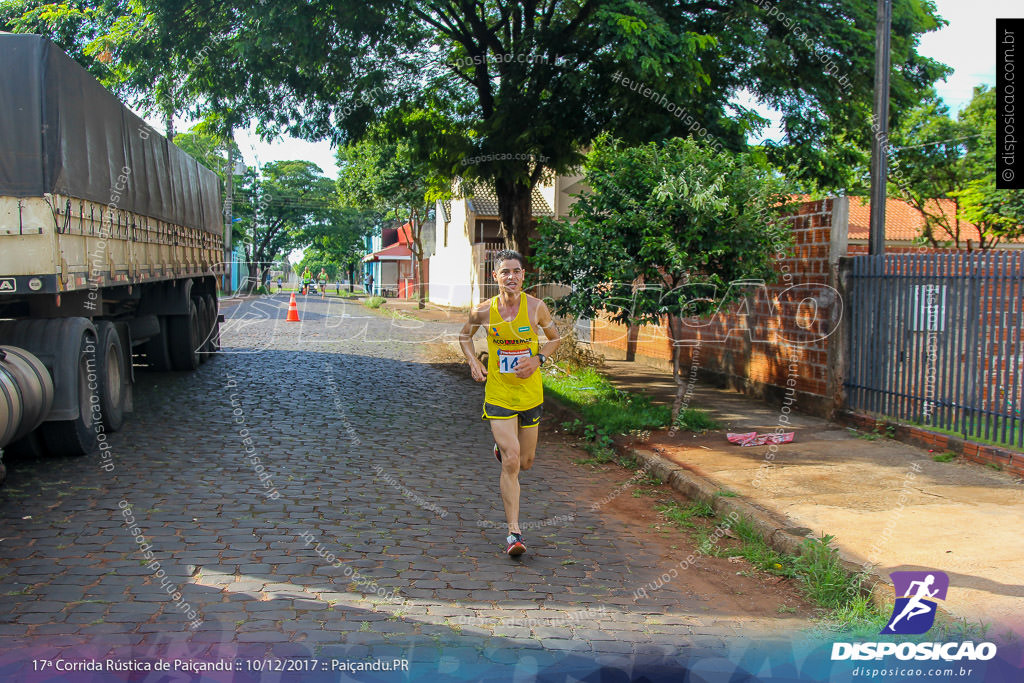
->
[726,431,795,447]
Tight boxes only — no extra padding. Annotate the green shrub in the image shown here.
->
[793,534,866,609]
[363,296,386,309]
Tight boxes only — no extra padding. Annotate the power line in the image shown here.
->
[893,133,984,151]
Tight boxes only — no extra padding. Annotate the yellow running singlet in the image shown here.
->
[484,293,543,411]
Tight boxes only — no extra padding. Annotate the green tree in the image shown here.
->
[534,136,792,419]
[872,90,974,246]
[1,0,114,75]
[302,208,376,292]
[234,160,340,294]
[950,87,1024,245]
[874,85,1022,248]
[174,130,232,178]
[1,0,211,138]
[129,0,947,261]
[336,131,448,307]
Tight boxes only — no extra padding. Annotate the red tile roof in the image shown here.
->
[846,196,981,243]
[362,242,412,262]
[788,195,1024,245]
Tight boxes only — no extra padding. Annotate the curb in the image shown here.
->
[622,444,895,612]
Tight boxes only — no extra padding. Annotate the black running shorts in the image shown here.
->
[481,402,543,428]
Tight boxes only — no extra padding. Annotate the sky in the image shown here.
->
[160,0,1008,180]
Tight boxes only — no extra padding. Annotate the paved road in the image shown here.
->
[0,295,809,680]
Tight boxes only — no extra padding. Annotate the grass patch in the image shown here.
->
[363,296,386,309]
[814,594,891,637]
[907,418,1022,450]
[723,516,797,577]
[673,408,721,433]
[932,451,957,463]
[544,366,670,434]
[850,426,895,441]
[656,501,715,530]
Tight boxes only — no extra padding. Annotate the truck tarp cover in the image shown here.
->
[0,34,222,235]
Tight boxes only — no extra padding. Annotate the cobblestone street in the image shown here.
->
[0,295,813,679]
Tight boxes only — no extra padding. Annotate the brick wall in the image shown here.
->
[591,198,848,417]
[841,413,1024,478]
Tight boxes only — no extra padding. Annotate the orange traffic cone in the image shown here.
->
[286,292,301,322]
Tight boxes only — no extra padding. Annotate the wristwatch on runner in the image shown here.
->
[537,353,546,365]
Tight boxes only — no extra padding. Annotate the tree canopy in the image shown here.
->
[1,0,216,137]
[76,0,948,258]
[336,130,449,306]
[534,135,793,417]
[230,160,341,292]
[869,85,1024,248]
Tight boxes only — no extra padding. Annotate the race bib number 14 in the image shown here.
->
[498,349,531,373]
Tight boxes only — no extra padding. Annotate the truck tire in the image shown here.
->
[40,330,98,457]
[95,322,128,432]
[201,293,220,358]
[141,317,173,371]
[4,428,47,459]
[193,296,210,365]
[168,299,200,371]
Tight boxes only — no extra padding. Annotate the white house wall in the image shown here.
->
[429,197,475,307]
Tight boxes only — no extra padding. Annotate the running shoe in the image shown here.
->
[494,442,502,463]
[505,533,526,557]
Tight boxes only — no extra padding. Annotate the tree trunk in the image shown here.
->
[348,263,355,292]
[625,324,639,362]
[667,314,686,424]
[415,257,426,308]
[407,207,428,309]
[494,177,534,262]
[163,98,175,140]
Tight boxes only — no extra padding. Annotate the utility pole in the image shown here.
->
[868,0,892,255]
[224,128,234,293]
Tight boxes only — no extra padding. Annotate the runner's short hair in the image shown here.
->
[494,249,524,269]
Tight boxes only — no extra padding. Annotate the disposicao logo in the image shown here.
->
[882,570,949,634]
[831,569,997,663]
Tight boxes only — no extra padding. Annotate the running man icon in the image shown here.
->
[882,570,950,634]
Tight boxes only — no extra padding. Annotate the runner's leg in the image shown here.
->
[519,422,539,471]
[491,416,522,535]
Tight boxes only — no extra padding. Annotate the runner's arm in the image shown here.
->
[537,300,562,359]
[514,300,561,378]
[459,307,488,382]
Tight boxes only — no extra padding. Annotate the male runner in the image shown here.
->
[459,250,561,557]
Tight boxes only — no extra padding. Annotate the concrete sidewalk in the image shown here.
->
[599,356,1024,634]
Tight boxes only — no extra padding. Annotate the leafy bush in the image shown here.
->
[363,296,386,309]
[793,534,866,609]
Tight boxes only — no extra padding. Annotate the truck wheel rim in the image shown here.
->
[105,343,122,409]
